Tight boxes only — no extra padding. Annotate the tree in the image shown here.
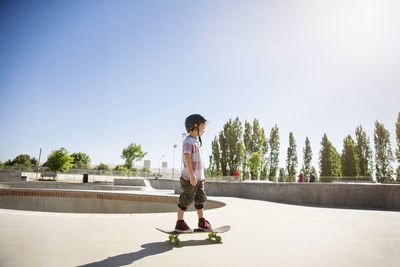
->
[395,112,400,182]
[5,154,37,169]
[259,128,269,179]
[226,117,244,176]
[247,119,268,179]
[113,165,128,172]
[219,130,228,176]
[248,151,262,179]
[71,152,91,169]
[374,121,394,183]
[11,154,32,168]
[355,126,373,177]
[3,154,38,170]
[95,163,109,171]
[209,136,221,176]
[45,147,73,173]
[268,124,280,181]
[319,134,342,177]
[251,119,263,153]
[242,120,253,179]
[303,137,312,182]
[121,143,147,170]
[286,132,298,182]
[217,118,244,176]
[278,168,287,182]
[341,135,359,177]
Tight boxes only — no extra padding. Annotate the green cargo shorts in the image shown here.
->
[178,177,207,208]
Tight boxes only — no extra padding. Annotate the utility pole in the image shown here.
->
[36,148,42,180]
[172,145,177,179]
[180,133,186,174]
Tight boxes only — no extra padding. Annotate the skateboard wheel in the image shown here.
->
[215,236,222,243]
[208,233,213,240]
[174,238,181,246]
[168,235,173,241]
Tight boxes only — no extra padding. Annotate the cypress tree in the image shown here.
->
[341,135,359,177]
[242,120,252,179]
[374,121,394,183]
[319,134,342,178]
[395,112,400,182]
[303,137,312,182]
[355,126,373,177]
[226,117,244,176]
[219,130,228,176]
[268,124,280,181]
[286,132,298,182]
[210,136,221,176]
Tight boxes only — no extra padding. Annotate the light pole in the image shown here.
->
[180,133,186,174]
[172,145,177,179]
[161,154,165,177]
[36,148,42,180]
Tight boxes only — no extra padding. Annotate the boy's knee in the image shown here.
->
[178,204,188,211]
[194,203,204,210]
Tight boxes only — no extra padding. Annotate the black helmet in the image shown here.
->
[185,114,207,132]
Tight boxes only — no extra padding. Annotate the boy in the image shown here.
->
[175,114,212,232]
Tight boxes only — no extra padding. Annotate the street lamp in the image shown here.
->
[172,145,177,179]
[180,133,186,174]
[161,154,165,177]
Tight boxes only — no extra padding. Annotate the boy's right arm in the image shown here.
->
[184,153,197,186]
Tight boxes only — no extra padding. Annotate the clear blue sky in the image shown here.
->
[1,0,399,173]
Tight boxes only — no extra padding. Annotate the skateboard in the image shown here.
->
[156,225,231,246]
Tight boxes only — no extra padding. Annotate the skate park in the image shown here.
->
[0,176,399,267]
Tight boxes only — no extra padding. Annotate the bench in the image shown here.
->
[41,172,57,179]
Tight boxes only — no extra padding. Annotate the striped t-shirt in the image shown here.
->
[181,135,205,181]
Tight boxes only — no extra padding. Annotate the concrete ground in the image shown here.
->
[0,195,399,267]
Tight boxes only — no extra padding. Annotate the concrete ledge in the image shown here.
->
[0,170,23,182]
[0,189,225,213]
[148,179,179,190]
[113,179,146,186]
[0,181,145,191]
[204,181,400,211]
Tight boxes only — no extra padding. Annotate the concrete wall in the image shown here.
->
[204,181,400,211]
[0,171,23,182]
[2,175,399,211]
[0,181,145,191]
[149,179,179,190]
[0,189,225,213]
[114,179,146,186]
[114,178,180,191]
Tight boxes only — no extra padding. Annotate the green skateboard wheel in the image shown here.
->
[168,235,173,241]
[174,238,181,246]
[208,233,213,240]
[215,236,222,243]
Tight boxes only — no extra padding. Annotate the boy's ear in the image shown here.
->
[194,123,198,128]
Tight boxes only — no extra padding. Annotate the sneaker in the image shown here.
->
[175,220,192,233]
[198,218,213,231]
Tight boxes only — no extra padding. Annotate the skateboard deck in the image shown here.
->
[156,225,231,246]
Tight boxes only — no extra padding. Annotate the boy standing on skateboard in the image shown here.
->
[175,114,213,232]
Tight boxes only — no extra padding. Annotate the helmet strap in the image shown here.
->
[197,127,202,147]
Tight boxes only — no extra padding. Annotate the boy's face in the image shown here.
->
[191,122,208,137]
[198,122,208,136]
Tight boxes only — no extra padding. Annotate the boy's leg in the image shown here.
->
[194,181,212,230]
[177,206,185,220]
[196,207,204,219]
[176,177,196,232]
[176,177,195,219]
[194,181,207,218]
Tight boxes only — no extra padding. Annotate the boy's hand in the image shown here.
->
[190,177,198,186]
